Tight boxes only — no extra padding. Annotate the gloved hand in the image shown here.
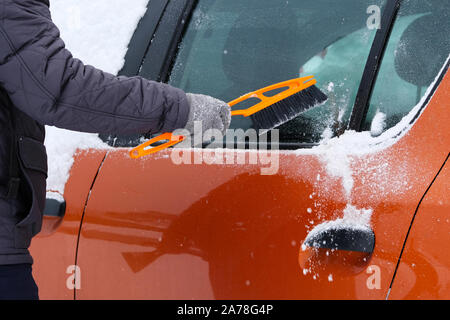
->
[184,93,231,136]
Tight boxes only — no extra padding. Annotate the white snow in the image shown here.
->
[321,126,334,142]
[304,204,373,247]
[327,82,335,92]
[370,111,387,137]
[45,127,110,194]
[44,0,149,194]
[320,145,354,200]
[50,0,149,74]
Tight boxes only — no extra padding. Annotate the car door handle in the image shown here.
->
[44,198,66,218]
[304,228,375,253]
[39,197,66,236]
[299,227,375,276]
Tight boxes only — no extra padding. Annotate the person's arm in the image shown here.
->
[0,0,189,135]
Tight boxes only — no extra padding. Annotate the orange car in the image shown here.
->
[31,0,449,299]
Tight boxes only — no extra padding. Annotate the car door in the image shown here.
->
[75,0,449,299]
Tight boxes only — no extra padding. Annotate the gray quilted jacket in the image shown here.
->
[0,0,189,265]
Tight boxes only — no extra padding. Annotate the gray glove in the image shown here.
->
[184,93,231,136]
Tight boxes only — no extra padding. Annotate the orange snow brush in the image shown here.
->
[130,76,327,159]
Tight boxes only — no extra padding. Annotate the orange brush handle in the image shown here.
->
[129,76,317,159]
[129,133,185,159]
[229,76,316,117]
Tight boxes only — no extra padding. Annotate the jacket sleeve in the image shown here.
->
[0,0,189,135]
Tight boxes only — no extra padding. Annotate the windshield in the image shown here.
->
[169,0,386,144]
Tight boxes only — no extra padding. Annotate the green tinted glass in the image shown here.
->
[169,0,385,144]
[363,0,449,134]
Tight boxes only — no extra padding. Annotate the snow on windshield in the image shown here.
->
[45,0,149,195]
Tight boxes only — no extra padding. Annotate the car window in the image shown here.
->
[169,0,385,145]
[363,0,450,134]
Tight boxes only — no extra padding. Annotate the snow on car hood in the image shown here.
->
[45,0,149,195]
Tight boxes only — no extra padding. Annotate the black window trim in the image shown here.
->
[138,0,197,81]
[348,0,402,132]
[119,0,170,77]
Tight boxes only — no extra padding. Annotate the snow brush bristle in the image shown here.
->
[250,84,328,131]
